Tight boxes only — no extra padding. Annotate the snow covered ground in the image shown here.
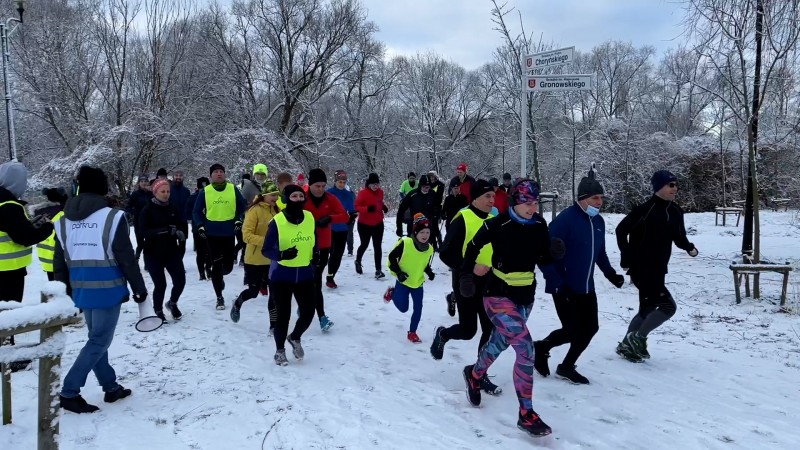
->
[3,211,800,449]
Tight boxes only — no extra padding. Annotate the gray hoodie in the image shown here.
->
[53,193,147,297]
[0,161,27,199]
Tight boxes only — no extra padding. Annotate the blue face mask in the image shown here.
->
[585,205,600,217]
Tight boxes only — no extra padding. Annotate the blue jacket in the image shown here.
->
[192,184,246,237]
[261,220,316,283]
[169,182,192,222]
[544,203,615,295]
[326,186,355,232]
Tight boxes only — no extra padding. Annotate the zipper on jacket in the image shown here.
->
[585,215,594,292]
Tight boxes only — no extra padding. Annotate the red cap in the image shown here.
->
[457,163,468,172]
[297,173,305,181]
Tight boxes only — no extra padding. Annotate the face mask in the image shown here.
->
[585,205,600,217]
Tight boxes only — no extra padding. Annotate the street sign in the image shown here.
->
[526,75,593,92]
[525,47,575,70]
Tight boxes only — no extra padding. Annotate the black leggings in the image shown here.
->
[540,292,599,366]
[206,235,235,297]
[194,231,210,276]
[356,222,384,271]
[628,274,677,337]
[314,249,331,318]
[271,280,316,350]
[441,269,493,354]
[328,231,348,278]
[237,263,270,303]
[144,253,186,312]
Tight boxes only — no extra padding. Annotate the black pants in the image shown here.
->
[133,224,144,256]
[346,222,354,254]
[540,291,599,366]
[144,253,186,312]
[356,222,384,271]
[628,273,677,337]
[271,280,315,351]
[328,231,348,279]
[441,269,493,354]
[314,248,331,318]
[237,263,270,304]
[0,269,25,346]
[206,235,235,298]
[193,231,210,277]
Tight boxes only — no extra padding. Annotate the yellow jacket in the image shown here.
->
[243,201,280,266]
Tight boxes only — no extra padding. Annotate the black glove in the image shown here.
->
[382,204,389,214]
[426,270,436,281]
[459,272,476,298]
[396,271,409,282]
[175,230,186,242]
[280,246,299,260]
[133,292,148,304]
[197,227,207,240]
[316,215,332,227]
[396,227,403,237]
[550,238,566,260]
[234,221,243,233]
[607,273,625,288]
[31,214,50,228]
[348,211,358,225]
[367,205,376,213]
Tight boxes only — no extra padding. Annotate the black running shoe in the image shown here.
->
[216,297,225,310]
[166,300,182,320]
[355,260,363,274]
[533,341,551,377]
[104,386,132,403]
[430,326,447,360]
[462,365,482,407]
[446,292,456,317]
[479,374,503,395]
[555,364,590,385]
[518,409,552,437]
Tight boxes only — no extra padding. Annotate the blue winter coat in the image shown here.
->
[326,186,355,232]
[169,182,191,222]
[544,203,615,294]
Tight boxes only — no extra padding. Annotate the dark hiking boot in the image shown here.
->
[104,386,132,403]
[166,301,182,320]
[518,409,552,437]
[446,292,456,317]
[462,365,482,407]
[555,364,590,385]
[60,395,99,413]
[533,341,551,377]
[430,326,447,360]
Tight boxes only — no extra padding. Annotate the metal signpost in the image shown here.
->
[520,46,594,178]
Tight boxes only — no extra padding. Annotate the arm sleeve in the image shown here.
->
[354,191,368,215]
[0,203,54,246]
[387,240,405,273]
[329,195,349,224]
[439,215,466,269]
[672,207,695,251]
[235,188,247,222]
[615,207,641,257]
[53,233,69,285]
[596,240,615,276]
[111,215,147,294]
[192,190,206,229]
[396,195,409,228]
[535,222,560,281]
[242,209,262,247]
[262,221,281,261]
[184,194,195,223]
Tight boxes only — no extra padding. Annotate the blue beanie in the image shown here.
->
[651,170,677,193]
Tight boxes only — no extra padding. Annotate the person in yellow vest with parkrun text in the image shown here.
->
[0,161,55,372]
[192,163,246,310]
[53,165,148,414]
[261,184,317,366]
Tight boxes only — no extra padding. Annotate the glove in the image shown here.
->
[426,270,436,281]
[280,246,299,260]
[348,211,358,225]
[459,272,476,298]
[606,273,625,288]
[396,271,409,282]
[396,227,403,237]
[550,238,566,260]
[234,221,243,233]
[688,247,698,257]
[316,215,332,227]
[133,292,148,304]
[31,214,50,228]
[367,205,376,213]
[197,227,207,240]
[382,204,389,214]
[175,230,186,242]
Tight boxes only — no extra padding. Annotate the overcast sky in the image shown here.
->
[359,0,686,69]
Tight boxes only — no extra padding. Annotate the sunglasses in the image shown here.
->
[668,182,678,188]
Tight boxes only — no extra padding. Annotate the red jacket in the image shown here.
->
[494,189,509,214]
[304,193,348,249]
[355,187,386,226]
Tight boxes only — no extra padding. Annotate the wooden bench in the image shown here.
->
[715,206,742,226]
[769,197,790,212]
[729,262,793,306]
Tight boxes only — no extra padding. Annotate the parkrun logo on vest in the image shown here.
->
[290,231,312,244]
[71,222,98,230]
[213,198,230,205]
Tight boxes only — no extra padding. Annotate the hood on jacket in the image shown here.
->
[0,161,28,198]
[63,193,111,221]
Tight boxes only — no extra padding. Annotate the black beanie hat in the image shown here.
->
[209,163,225,175]
[418,175,431,187]
[651,170,677,193]
[366,173,380,186]
[156,168,168,178]
[77,165,109,196]
[488,177,499,188]
[407,171,416,178]
[502,172,512,181]
[197,177,210,189]
[470,179,493,201]
[43,187,68,204]
[282,184,305,202]
[577,169,604,200]
[308,168,327,185]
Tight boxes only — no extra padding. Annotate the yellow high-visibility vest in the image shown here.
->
[457,208,494,267]
[204,183,236,222]
[274,211,315,267]
[0,201,33,271]
[37,210,64,273]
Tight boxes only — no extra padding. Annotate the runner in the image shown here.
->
[354,173,389,278]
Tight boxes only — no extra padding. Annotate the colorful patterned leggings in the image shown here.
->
[472,296,534,411]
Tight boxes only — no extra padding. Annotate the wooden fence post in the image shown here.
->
[1,359,10,425]
[38,291,60,450]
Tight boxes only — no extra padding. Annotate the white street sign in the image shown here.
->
[526,75,593,92]
[525,47,575,69]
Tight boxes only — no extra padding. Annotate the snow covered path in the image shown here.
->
[3,212,800,449]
